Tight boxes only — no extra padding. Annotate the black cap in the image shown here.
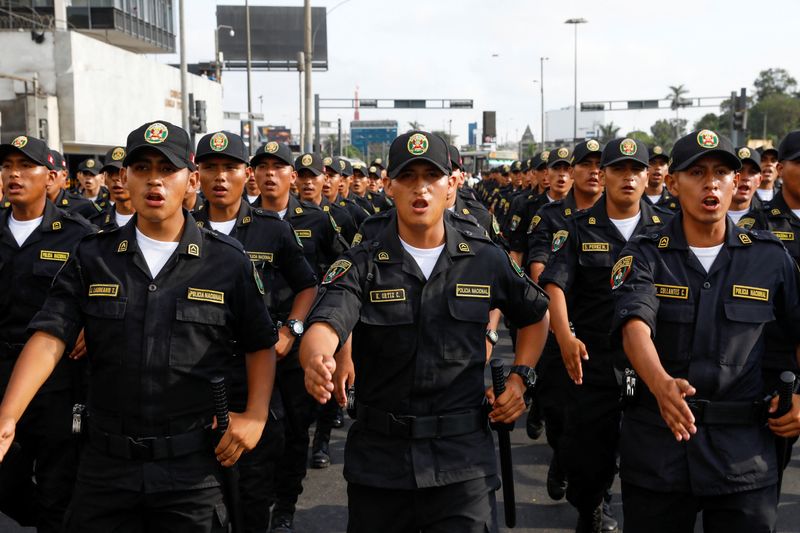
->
[251,141,294,167]
[547,147,572,167]
[370,158,385,170]
[736,146,761,168]
[294,152,324,176]
[778,131,800,162]
[332,157,352,176]
[351,161,368,176]
[757,145,778,157]
[368,164,381,177]
[572,140,603,165]
[77,158,100,175]
[448,145,464,171]
[600,138,649,168]
[123,120,194,170]
[521,158,531,172]
[101,146,126,172]
[648,145,669,162]
[510,160,524,173]
[387,131,451,179]
[669,129,741,173]
[0,135,54,169]
[529,152,546,170]
[50,149,67,171]
[196,131,248,164]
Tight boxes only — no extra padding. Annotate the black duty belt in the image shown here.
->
[686,399,766,425]
[88,425,212,461]
[356,404,487,439]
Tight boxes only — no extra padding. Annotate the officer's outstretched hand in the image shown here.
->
[0,416,16,462]
[305,353,336,404]
[768,394,800,438]
[214,411,266,467]
[560,336,588,385]
[652,377,697,441]
[486,374,527,424]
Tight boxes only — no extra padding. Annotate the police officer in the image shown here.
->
[0,135,95,532]
[449,145,503,244]
[76,157,110,209]
[612,129,800,533]
[45,150,100,219]
[368,162,394,212]
[300,130,550,533]
[314,156,358,244]
[0,121,278,532]
[89,146,136,231]
[728,146,763,226]
[323,157,369,235]
[757,145,780,201]
[251,142,348,532]
[644,145,679,211]
[540,138,672,532]
[194,131,318,533]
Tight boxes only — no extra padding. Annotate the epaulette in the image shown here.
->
[457,226,492,243]
[252,207,280,220]
[59,208,95,230]
[200,225,247,252]
[748,228,784,244]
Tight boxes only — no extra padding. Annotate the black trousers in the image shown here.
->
[347,477,498,533]
[560,382,620,513]
[237,417,285,533]
[536,343,569,459]
[314,397,339,445]
[622,481,777,533]
[0,388,78,533]
[64,480,228,533]
[273,360,317,514]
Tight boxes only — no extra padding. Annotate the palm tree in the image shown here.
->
[667,85,690,139]
[598,122,620,143]
[408,121,423,131]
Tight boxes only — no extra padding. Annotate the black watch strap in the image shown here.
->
[508,365,537,389]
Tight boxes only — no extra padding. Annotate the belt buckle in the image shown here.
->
[128,436,156,460]
[687,399,709,423]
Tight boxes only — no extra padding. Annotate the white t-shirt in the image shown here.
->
[247,194,260,205]
[792,209,800,221]
[689,244,723,273]
[8,214,42,246]
[447,205,455,212]
[114,211,134,227]
[545,193,556,203]
[609,213,641,241]
[135,228,179,278]
[208,219,237,235]
[277,208,288,220]
[756,189,774,201]
[646,194,662,205]
[85,195,98,203]
[399,237,445,279]
[727,208,749,225]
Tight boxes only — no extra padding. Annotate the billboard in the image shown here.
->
[351,121,397,160]
[216,6,328,71]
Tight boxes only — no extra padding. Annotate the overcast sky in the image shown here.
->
[161,0,800,146]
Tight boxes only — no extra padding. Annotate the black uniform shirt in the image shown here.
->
[28,212,277,492]
[509,192,551,255]
[526,192,579,267]
[370,190,394,213]
[611,216,800,495]
[307,220,549,489]
[0,201,95,392]
[348,191,375,215]
[322,197,359,245]
[336,194,371,229]
[53,188,103,220]
[455,192,502,245]
[643,187,680,211]
[540,197,672,384]
[352,208,489,247]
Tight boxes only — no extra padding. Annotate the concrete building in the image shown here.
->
[545,105,606,144]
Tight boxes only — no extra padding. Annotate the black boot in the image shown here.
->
[575,505,602,533]
[601,495,618,532]
[546,455,567,501]
[311,436,331,469]
[270,511,294,533]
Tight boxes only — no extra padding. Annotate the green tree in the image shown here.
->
[753,68,798,101]
[432,130,455,146]
[598,122,620,143]
[667,84,689,112]
[694,113,722,132]
[747,93,800,143]
[342,144,365,160]
[625,130,654,146]
[650,118,687,151]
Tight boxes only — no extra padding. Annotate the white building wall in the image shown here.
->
[545,106,606,143]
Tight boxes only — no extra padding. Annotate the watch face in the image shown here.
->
[290,321,304,336]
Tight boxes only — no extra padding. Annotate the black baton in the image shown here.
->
[211,377,244,533]
[490,359,516,528]
[776,371,796,495]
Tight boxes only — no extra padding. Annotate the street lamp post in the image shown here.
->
[564,18,587,142]
[540,56,548,151]
[214,24,235,83]
[245,0,254,154]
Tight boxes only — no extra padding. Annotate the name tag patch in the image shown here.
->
[582,242,609,252]
[369,288,406,303]
[187,288,225,304]
[772,231,795,241]
[655,284,689,299]
[247,251,274,263]
[732,285,769,302]
[88,284,119,297]
[294,229,312,239]
[455,284,491,298]
[40,250,69,262]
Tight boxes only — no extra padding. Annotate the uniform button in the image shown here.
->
[148,283,158,292]
[620,309,629,316]
[702,281,711,289]
[650,233,658,239]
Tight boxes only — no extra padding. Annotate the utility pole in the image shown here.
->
[245,0,254,153]
[337,118,342,156]
[540,56,548,151]
[565,18,587,141]
[314,93,320,153]
[304,0,313,152]
[179,0,189,131]
[298,51,304,149]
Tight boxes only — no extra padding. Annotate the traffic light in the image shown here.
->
[732,88,747,131]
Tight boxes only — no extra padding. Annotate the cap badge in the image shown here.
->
[587,140,600,151]
[557,147,569,159]
[144,122,169,144]
[738,147,751,159]
[653,145,663,155]
[265,141,279,154]
[407,133,429,156]
[210,132,229,152]
[374,158,382,164]
[369,166,377,174]
[697,130,719,149]
[339,160,346,171]
[11,136,28,148]
[541,151,550,161]
[514,161,521,170]
[111,147,125,161]
[86,159,95,168]
[301,154,313,166]
[620,139,638,156]
[323,157,333,166]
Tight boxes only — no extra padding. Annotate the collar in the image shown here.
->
[655,213,754,251]
[372,212,476,267]
[114,210,204,258]
[766,191,798,222]
[40,200,66,233]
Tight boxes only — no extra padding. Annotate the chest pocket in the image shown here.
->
[84,298,127,364]
[33,259,65,279]
[170,298,230,372]
[359,297,415,359]
[443,293,491,361]
[720,302,775,366]
[577,250,613,268]
[655,303,695,361]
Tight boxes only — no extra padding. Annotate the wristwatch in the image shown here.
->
[485,329,499,346]
[509,365,537,391]
[286,319,305,338]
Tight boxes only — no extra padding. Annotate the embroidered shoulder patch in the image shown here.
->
[551,230,569,252]
[322,259,352,284]
[610,256,633,290]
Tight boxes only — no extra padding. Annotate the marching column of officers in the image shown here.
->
[0,118,798,533]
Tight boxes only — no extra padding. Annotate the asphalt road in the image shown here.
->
[3,331,800,532]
